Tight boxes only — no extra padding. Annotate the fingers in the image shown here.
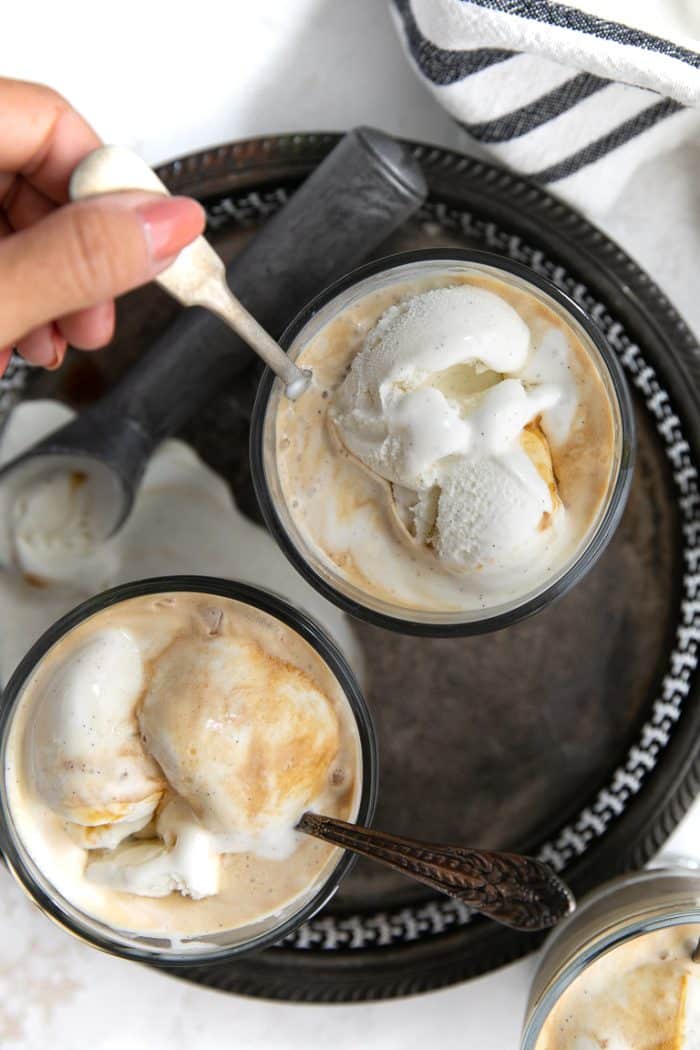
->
[16,323,67,369]
[57,300,115,350]
[15,303,115,367]
[0,346,12,379]
[13,304,114,366]
[0,80,191,370]
[0,193,66,368]
[0,209,12,240]
[0,78,101,202]
[0,190,204,348]
[4,181,117,357]
[3,178,54,230]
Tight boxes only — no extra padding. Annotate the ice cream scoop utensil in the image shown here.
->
[297,812,574,932]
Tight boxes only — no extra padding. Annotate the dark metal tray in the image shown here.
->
[5,132,700,1002]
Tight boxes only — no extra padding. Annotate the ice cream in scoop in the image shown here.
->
[10,468,118,588]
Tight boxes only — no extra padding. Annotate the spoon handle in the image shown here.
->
[70,145,309,397]
[298,812,574,933]
[195,273,311,399]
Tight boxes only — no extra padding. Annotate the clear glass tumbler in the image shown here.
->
[521,864,700,1048]
[251,249,635,636]
[0,575,378,965]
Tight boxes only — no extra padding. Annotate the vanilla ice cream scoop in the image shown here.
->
[86,796,220,899]
[332,285,569,574]
[10,468,119,587]
[139,634,340,858]
[29,628,165,843]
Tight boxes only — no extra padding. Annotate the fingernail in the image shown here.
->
[135,196,205,262]
[18,325,67,369]
[18,327,58,368]
[46,328,68,371]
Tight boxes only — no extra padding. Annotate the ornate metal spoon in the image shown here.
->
[297,812,574,932]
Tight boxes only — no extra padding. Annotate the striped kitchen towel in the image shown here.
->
[391,0,700,212]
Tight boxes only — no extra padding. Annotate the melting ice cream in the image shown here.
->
[536,923,700,1050]
[6,593,361,937]
[274,269,618,615]
[332,285,576,574]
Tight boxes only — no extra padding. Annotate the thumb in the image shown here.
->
[0,191,205,347]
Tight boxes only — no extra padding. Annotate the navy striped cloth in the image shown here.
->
[391,0,700,212]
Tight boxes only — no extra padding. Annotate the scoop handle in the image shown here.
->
[73,129,427,451]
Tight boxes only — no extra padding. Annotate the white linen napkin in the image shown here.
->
[391,0,700,212]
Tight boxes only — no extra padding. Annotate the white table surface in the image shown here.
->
[4,2,700,1047]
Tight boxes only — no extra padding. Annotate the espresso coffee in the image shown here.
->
[536,923,700,1049]
[4,593,361,941]
[273,267,619,616]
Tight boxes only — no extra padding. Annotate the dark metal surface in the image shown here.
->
[19,133,700,1002]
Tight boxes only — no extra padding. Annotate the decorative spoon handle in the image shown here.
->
[297,812,574,932]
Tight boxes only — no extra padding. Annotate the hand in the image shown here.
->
[0,78,205,377]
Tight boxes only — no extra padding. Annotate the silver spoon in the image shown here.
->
[69,145,311,400]
[298,812,574,932]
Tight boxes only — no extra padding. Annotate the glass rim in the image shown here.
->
[0,574,378,966]
[521,866,700,1048]
[250,248,636,638]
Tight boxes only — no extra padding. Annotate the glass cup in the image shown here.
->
[250,249,635,636]
[0,575,378,965]
[521,864,700,1048]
